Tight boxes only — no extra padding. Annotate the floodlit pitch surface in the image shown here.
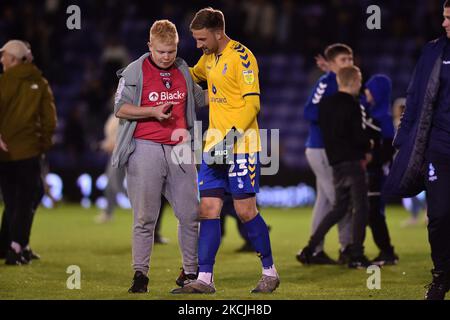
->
[0,205,431,300]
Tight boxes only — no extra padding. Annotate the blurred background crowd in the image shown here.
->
[0,0,446,197]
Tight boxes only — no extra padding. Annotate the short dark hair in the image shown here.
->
[445,0,450,8]
[324,43,353,62]
[190,7,225,31]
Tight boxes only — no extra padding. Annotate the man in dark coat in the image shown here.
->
[384,1,450,300]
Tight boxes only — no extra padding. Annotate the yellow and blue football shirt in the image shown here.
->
[190,40,261,154]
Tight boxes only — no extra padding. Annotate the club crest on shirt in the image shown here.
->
[162,78,172,89]
[222,63,228,75]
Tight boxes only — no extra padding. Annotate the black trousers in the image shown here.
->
[367,168,394,254]
[308,161,369,256]
[0,157,42,251]
[424,160,450,272]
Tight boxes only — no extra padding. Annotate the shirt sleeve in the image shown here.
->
[234,95,260,132]
[236,51,260,98]
[113,76,135,115]
[304,76,333,123]
[189,54,207,83]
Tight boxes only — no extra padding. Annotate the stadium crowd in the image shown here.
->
[0,0,445,174]
[1,0,450,300]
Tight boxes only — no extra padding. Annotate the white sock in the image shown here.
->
[197,272,213,284]
[262,265,278,278]
[11,242,21,254]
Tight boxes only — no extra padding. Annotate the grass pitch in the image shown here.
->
[0,204,432,300]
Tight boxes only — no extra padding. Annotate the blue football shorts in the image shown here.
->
[198,152,260,198]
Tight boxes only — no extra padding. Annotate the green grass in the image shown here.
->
[0,204,432,300]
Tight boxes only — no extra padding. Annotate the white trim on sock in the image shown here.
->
[262,265,278,278]
[197,272,213,284]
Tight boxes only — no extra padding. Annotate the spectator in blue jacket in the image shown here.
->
[297,44,354,265]
[384,1,450,300]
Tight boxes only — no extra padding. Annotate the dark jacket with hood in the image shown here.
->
[363,74,396,170]
[383,37,447,199]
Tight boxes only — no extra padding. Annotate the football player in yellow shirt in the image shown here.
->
[172,7,280,294]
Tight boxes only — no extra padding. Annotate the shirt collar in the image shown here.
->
[216,39,236,59]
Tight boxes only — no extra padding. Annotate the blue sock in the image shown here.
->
[198,219,222,273]
[244,213,274,268]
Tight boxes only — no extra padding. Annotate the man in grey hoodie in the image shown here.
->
[111,20,206,293]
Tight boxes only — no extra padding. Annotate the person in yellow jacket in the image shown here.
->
[0,40,57,265]
[172,8,279,294]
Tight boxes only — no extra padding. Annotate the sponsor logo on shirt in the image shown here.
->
[149,92,159,102]
[149,91,186,102]
[443,61,450,65]
[210,84,227,103]
[210,97,228,104]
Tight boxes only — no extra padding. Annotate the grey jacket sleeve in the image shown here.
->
[193,83,207,108]
[113,76,137,115]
